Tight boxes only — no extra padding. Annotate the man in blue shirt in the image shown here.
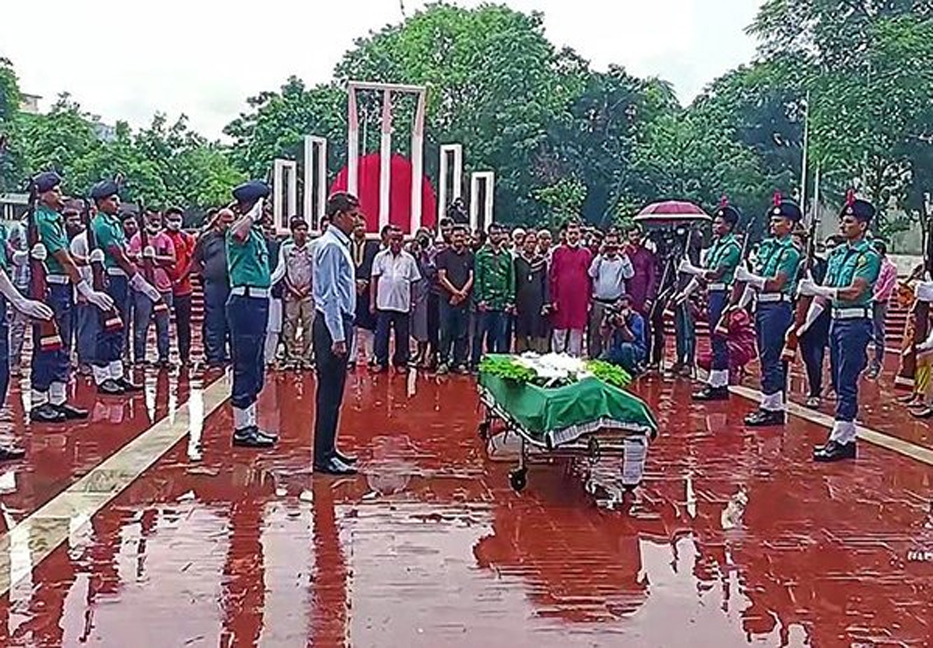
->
[600,294,647,375]
[312,192,361,476]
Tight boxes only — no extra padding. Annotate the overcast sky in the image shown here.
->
[1,0,761,141]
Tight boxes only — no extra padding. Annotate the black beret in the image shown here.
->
[769,199,802,222]
[841,198,875,223]
[715,204,741,226]
[232,181,270,204]
[33,171,62,193]
[90,180,119,201]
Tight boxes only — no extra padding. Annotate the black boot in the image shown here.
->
[813,440,856,462]
[314,456,358,476]
[97,379,125,396]
[692,385,729,402]
[744,409,785,427]
[53,403,89,420]
[233,426,276,448]
[0,445,25,461]
[30,403,66,423]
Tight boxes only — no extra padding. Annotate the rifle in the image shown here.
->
[26,180,64,351]
[136,197,169,315]
[896,214,933,389]
[713,231,752,336]
[780,210,821,362]
[83,192,124,332]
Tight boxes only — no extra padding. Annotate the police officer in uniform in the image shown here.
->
[89,180,160,394]
[30,172,107,423]
[796,195,881,462]
[227,181,277,448]
[675,199,743,400]
[0,218,54,458]
[734,195,802,426]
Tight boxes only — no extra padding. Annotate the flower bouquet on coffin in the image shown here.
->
[479,352,632,390]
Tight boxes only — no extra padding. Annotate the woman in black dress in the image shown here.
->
[513,234,550,353]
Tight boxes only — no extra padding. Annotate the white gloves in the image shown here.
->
[798,278,838,300]
[88,249,105,264]
[30,243,47,262]
[918,330,933,355]
[735,265,766,290]
[143,246,156,259]
[0,271,53,320]
[129,273,161,302]
[916,280,933,304]
[12,250,28,266]
[76,280,115,311]
[677,259,705,277]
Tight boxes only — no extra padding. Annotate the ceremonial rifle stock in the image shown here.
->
[26,182,64,351]
[136,198,169,315]
[83,197,123,332]
[896,215,933,389]
[713,231,751,336]
[781,213,820,363]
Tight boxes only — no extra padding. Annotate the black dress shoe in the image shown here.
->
[813,440,856,462]
[30,403,66,423]
[692,385,729,402]
[335,450,357,465]
[909,406,933,419]
[744,409,785,427]
[232,427,276,448]
[0,446,26,461]
[313,457,358,476]
[53,403,89,420]
[97,379,126,396]
[118,377,144,392]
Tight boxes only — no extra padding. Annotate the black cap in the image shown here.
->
[33,171,62,193]
[715,203,741,227]
[90,180,119,201]
[840,191,875,223]
[768,192,802,222]
[232,181,270,205]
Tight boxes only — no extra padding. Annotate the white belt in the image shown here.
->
[107,268,126,277]
[758,293,790,303]
[708,283,727,292]
[46,275,70,285]
[230,286,270,298]
[832,307,871,320]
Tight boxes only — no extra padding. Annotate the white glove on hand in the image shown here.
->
[737,285,755,310]
[735,265,766,290]
[130,273,161,302]
[14,298,54,321]
[12,250,28,266]
[918,331,933,355]
[677,259,704,277]
[795,301,825,337]
[143,246,156,259]
[916,280,933,304]
[798,278,838,300]
[677,277,701,304]
[30,243,47,262]
[88,249,105,264]
[76,281,115,311]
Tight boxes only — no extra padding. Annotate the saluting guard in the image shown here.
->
[227,181,278,448]
[734,195,802,426]
[797,194,881,462]
[675,199,743,400]
[89,180,161,394]
[29,172,102,423]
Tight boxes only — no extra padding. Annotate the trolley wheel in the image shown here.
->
[509,468,528,493]
[478,421,490,440]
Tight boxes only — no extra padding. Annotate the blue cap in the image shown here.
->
[232,181,270,205]
[715,204,741,226]
[90,180,119,201]
[769,198,802,222]
[33,171,62,193]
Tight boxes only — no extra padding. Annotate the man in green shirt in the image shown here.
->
[226,180,277,449]
[29,172,111,423]
[797,194,881,462]
[472,222,514,367]
[734,195,802,427]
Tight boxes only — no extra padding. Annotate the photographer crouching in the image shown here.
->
[599,293,647,376]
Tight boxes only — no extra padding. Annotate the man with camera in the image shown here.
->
[599,293,647,376]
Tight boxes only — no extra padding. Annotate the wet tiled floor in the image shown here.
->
[0,364,931,647]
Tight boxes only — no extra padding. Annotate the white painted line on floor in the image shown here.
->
[0,375,231,596]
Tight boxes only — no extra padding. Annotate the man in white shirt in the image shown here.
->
[587,231,634,358]
[371,226,421,372]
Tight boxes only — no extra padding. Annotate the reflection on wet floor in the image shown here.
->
[0,366,931,646]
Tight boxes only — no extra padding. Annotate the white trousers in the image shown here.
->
[552,329,583,357]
